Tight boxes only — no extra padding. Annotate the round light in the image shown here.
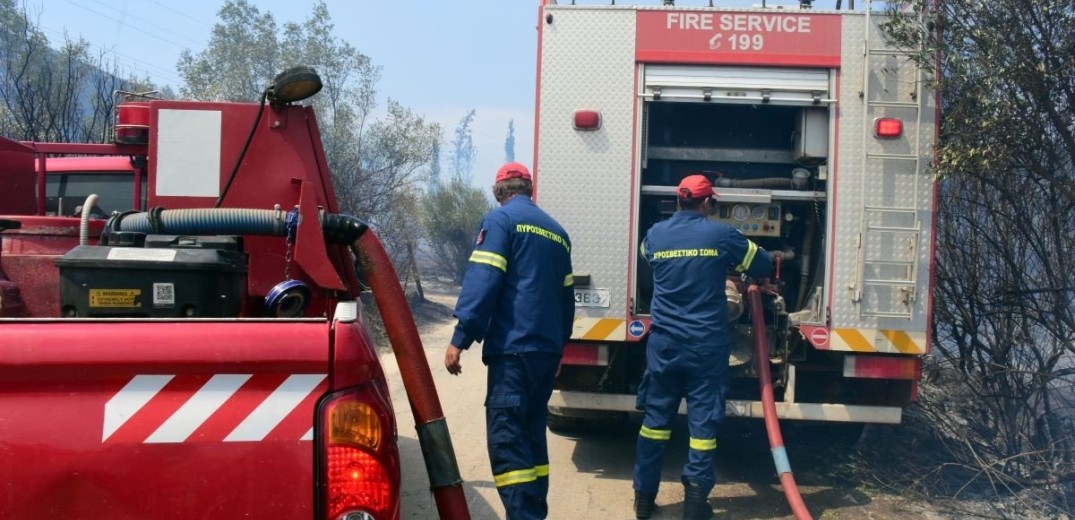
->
[271,66,323,103]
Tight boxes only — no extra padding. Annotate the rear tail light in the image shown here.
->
[843,355,921,380]
[561,342,609,366]
[317,382,400,520]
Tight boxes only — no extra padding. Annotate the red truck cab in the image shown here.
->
[0,71,411,519]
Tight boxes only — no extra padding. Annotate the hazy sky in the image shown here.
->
[33,0,789,188]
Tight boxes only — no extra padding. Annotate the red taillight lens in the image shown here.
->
[327,446,392,517]
[843,355,921,380]
[874,117,902,138]
[573,109,601,130]
[318,383,400,520]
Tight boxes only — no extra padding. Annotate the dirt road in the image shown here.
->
[378,291,942,519]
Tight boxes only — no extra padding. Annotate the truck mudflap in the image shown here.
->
[548,390,903,424]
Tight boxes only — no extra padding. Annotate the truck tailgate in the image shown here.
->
[0,319,332,519]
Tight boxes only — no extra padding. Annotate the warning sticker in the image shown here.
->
[90,289,142,308]
[107,248,177,262]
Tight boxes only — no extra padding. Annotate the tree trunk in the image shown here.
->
[407,241,425,302]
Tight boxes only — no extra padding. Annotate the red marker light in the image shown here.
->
[573,109,601,131]
[874,117,902,138]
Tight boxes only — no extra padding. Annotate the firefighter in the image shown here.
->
[633,174,772,520]
[444,161,575,520]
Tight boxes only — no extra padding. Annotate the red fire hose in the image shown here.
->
[747,285,812,520]
[353,231,470,520]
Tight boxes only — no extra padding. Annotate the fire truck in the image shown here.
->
[0,67,468,519]
[535,1,937,429]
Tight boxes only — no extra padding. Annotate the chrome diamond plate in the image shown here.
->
[536,7,638,322]
[831,12,936,336]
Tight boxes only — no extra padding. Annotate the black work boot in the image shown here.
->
[682,481,712,520]
[634,491,657,519]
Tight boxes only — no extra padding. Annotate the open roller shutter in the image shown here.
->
[642,65,833,106]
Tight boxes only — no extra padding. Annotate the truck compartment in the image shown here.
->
[635,99,829,319]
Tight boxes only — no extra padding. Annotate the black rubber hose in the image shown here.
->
[113,208,368,244]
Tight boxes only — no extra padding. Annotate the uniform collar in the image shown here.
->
[504,194,532,206]
[673,210,706,220]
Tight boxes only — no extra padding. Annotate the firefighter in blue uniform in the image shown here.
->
[444,162,574,520]
[633,175,772,520]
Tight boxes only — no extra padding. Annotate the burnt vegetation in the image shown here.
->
[880,0,1075,517]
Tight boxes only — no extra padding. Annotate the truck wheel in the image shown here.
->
[547,412,583,434]
[547,410,629,435]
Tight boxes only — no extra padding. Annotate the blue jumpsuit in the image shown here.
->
[633,210,772,496]
[451,194,575,520]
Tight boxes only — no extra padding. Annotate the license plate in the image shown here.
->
[574,288,610,308]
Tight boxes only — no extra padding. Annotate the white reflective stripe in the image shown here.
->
[102,375,174,442]
[145,374,251,444]
[301,428,314,441]
[225,374,326,442]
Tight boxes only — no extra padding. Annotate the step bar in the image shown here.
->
[548,390,902,424]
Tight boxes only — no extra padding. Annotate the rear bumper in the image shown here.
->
[548,390,902,424]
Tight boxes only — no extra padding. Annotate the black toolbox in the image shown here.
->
[56,235,247,317]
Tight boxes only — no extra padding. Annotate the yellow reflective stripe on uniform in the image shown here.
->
[639,425,671,441]
[564,274,574,287]
[469,250,507,272]
[735,241,759,273]
[689,437,717,451]
[535,464,549,478]
[494,467,538,487]
[640,242,647,257]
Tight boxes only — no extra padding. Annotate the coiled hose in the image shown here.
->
[747,285,812,520]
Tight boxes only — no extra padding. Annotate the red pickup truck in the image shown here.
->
[0,67,466,520]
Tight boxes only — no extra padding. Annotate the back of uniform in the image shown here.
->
[642,211,770,349]
[450,189,574,520]
[632,178,771,519]
[451,194,574,357]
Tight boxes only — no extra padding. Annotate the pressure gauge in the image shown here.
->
[731,204,750,221]
[751,205,767,220]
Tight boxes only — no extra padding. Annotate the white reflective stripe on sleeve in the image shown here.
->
[225,374,326,442]
[144,374,251,443]
[102,375,175,442]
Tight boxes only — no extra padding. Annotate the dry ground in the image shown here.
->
[372,283,1046,519]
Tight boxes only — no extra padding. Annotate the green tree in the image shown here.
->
[424,177,493,284]
[423,111,493,284]
[885,1,1075,513]
[176,0,440,277]
[175,0,277,102]
[450,109,477,183]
